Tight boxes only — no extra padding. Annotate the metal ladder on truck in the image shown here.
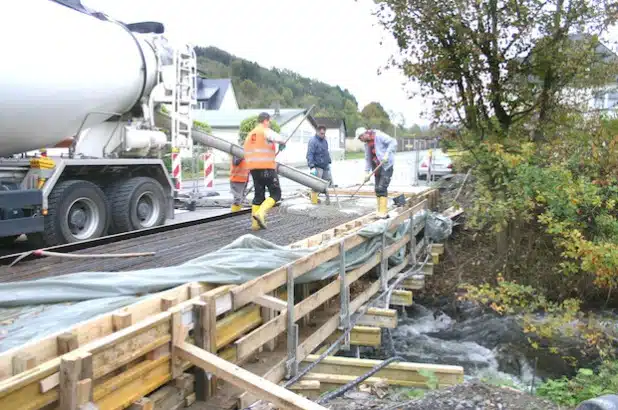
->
[167,46,197,194]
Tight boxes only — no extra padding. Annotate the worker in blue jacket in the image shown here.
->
[356,127,397,217]
[306,125,332,204]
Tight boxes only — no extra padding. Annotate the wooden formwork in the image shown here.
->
[0,189,461,410]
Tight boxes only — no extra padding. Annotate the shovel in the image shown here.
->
[347,162,384,200]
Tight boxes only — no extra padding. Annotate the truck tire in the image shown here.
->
[107,177,166,233]
[32,180,110,247]
[577,395,618,410]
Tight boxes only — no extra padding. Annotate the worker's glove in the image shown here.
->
[364,172,372,183]
[381,154,390,165]
[279,143,286,151]
[310,168,318,176]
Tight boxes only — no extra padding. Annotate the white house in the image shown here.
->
[193,78,239,111]
[192,108,319,169]
[314,117,346,161]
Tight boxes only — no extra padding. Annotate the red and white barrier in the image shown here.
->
[171,147,182,190]
[202,151,214,192]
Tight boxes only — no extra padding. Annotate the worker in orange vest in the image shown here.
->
[243,112,287,230]
[229,153,249,212]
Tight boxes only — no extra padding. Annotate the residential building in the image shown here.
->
[192,107,318,168]
[313,117,346,161]
[193,78,239,110]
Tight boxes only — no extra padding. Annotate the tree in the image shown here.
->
[361,102,392,131]
[374,0,618,141]
[238,116,281,144]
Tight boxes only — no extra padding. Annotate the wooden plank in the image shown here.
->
[128,397,154,410]
[253,295,287,311]
[331,326,381,346]
[303,372,457,389]
[240,271,387,408]
[302,355,464,386]
[175,343,326,410]
[112,312,132,332]
[12,353,36,376]
[160,296,178,312]
[355,308,398,329]
[0,282,206,382]
[57,333,79,356]
[171,311,184,379]
[202,293,218,398]
[390,290,413,306]
[193,302,209,401]
[76,379,91,407]
[402,275,425,290]
[59,354,81,410]
[215,305,261,350]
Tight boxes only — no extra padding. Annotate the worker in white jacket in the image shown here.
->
[356,127,397,217]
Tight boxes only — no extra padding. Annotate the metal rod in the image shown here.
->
[286,265,298,378]
[338,240,350,350]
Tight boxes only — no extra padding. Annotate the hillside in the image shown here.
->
[194,46,389,137]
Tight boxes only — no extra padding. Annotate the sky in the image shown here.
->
[81,0,429,127]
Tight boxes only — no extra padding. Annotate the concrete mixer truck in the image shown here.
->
[0,0,329,247]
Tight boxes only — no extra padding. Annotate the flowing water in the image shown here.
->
[360,302,588,391]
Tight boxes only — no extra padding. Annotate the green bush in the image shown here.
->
[238,116,281,145]
[537,361,618,406]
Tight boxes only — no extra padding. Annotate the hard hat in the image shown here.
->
[355,127,367,139]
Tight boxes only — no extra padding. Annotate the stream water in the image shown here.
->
[363,300,591,391]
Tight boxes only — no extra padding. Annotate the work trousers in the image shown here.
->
[374,166,393,197]
[313,167,332,198]
[230,181,248,206]
[251,169,282,205]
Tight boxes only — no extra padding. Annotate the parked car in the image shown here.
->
[417,150,453,180]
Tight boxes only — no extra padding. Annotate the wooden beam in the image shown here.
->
[12,353,36,376]
[175,343,326,410]
[390,290,413,306]
[0,282,215,382]
[302,355,464,387]
[402,275,425,290]
[57,333,79,356]
[253,295,288,311]
[112,312,132,332]
[330,326,382,347]
[355,308,398,329]
[59,354,81,410]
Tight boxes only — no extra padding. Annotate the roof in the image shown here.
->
[195,78,233,110]
[192,108,319,129]
[314,117,344,129]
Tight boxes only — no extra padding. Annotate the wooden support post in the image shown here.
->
[171,311,184,379]
[193,301,210,401]
[161,296,178,312]
[80,352,93,402]
[76,379,91,407]
[301,284,311,327]
[112,312,132,332]
[260,293,277,352]
[57,332,79,355]
[189,284,202,299]
[175,343,326,410]
[201,293,218,397]
[12,352,36,375]
[59,353,82,410]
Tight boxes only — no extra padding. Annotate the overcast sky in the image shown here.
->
[81,0,429,127]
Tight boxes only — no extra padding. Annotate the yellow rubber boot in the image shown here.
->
[377,196,388,218]
[231,204,242,213]
[254,197,276,229]
[251,205,261,231]
[310,191,319,205]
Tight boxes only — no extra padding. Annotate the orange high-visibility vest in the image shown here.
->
[230,158,249,183]
[243,124,276,170]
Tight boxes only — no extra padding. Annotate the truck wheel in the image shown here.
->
[34,180,110,247]
[108,177,166,233]
[0,236,18,247]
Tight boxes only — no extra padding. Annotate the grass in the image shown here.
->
[344,151,366,160]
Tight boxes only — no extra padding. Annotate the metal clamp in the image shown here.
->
[338,240,351,350]
[285,266,299,378]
